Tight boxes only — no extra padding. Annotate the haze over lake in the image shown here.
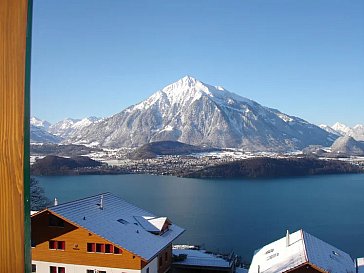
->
[37,173,364,261]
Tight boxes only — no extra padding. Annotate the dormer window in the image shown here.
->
[133,216,172,235]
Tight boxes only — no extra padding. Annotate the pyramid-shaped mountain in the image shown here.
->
[69,76,336,151]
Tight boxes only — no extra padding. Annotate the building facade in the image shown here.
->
[31,193,184,273]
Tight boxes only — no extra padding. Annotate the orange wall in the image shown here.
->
[32,211,145,270]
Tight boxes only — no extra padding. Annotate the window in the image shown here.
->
[159,257,163,267]
[49,215,64,227]
[49,240,65,250]
[96,243,104,253]
[105,244,113,253]
[58,241,65,250]
[98,271,106,273]
[49,241,56,249]
[114,246,122,254]
[86,270,94,273]
[146,268,149,273]
[32,264,36,272]
[87,243,95,252]
[88,242,121,254]
[50,267,65,273]
[165,252,168,261]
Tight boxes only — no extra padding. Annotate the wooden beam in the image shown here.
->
[0,0,31,272]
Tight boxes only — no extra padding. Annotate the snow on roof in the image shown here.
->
[304,231,355,273]
[357,258,364,273]
[133,216,169,233]
[248,230,355,273]
[249,230,306,273]
[145,216,169,232]
[173,249,231,268]
[40,193,184,261]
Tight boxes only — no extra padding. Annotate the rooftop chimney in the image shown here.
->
[100,194,104,210]
[286,230,290,247]
[54,198,58,206]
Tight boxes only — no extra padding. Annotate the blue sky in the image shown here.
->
[31,0,364,126]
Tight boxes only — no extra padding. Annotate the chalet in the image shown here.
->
[248,229,356,273]
[31,193,185,273]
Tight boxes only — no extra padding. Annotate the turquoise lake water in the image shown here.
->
[37,173,364,262]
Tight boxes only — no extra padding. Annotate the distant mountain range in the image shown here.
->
[30,116,101,144]
[320,122,364,141]
[31,76,363,152]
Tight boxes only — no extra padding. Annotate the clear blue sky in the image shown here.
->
[31,0,364,126]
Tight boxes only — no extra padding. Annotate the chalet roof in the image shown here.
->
[39,192,185,261]
[248,229,355,273]
[173,249,231,269]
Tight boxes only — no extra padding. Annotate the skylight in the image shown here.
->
[117,219,129,225]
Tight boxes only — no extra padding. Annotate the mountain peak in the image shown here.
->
[166,75,203,91]
[30,116,51,129]
[332,122,351,134]
[181,75,199,83]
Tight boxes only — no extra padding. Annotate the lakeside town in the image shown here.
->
[30,142,364,177]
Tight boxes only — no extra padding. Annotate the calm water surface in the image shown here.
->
[37,174,364,261]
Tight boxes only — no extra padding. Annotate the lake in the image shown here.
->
[36,173,364,262]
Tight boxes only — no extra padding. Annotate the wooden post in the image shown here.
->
[0,0,32,272]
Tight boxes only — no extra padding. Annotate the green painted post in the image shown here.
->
[24,0,33,272]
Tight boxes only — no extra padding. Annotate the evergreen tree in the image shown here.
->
[30,177,51,210]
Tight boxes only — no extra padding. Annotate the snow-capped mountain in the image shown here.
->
[330,136,364,155]
[350,124,364,141]
[49,117,101,139]
[331,122,351,135]
[30,116,61,143]
[30,125,62,144]
[68,76,336,151]
[319,124,342,136]
[30,116,51,130]
[320,123,364,141]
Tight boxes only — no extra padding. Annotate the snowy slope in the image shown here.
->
[350,124,364,141]
[319,124,342,136]
[332,122,351,135]
[30,116,51,130]
[49,117,101,139]
[68,76,337,151]
[30,125,62,144]
[321,123,364,141]
[330,136,364,155]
